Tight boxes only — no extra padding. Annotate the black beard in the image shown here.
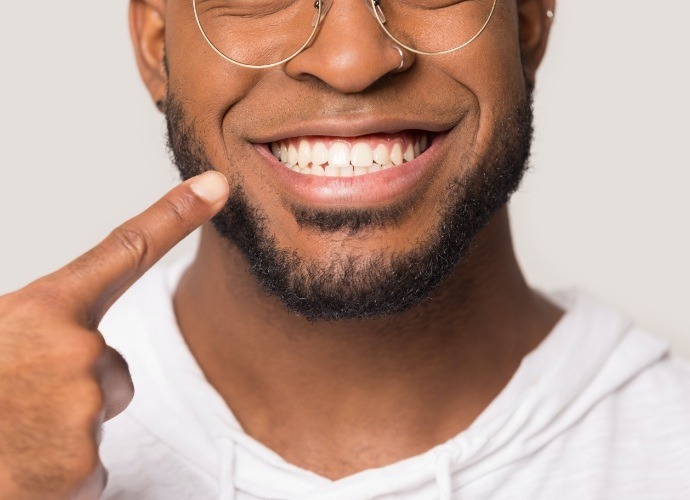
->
[165,89,533,322]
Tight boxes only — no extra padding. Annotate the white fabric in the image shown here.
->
[99,259,690,499]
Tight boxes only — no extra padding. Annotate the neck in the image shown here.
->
[174,207,562,479]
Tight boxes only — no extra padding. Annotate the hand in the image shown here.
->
[0,171,229,499]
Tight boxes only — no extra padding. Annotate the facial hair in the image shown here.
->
[164,87,534,322]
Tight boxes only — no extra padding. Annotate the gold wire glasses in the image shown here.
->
[193,0,498,69]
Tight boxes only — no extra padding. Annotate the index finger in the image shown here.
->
[54,170,229,325]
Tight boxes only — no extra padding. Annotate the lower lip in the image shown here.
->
[253,134,447,207]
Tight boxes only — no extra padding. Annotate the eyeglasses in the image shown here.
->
[193,0,497,69]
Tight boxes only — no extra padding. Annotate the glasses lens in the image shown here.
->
[374,0,495,54]
[194,0,319,67]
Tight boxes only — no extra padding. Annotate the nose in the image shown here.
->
[283,0,411,93]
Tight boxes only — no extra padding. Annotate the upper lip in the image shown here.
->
[247,116,455,144]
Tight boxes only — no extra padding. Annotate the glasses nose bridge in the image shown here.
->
[314,0,385,31]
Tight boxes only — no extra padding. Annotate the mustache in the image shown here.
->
[217,77,471,143]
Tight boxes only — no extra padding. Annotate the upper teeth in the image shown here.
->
[270,133,430,177]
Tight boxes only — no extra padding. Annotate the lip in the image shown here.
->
[253,132,448,207]
[248,116,454,144]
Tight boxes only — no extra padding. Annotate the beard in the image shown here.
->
[164,87,534,322]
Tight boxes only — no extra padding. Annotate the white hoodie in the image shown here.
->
[100,260,690,499]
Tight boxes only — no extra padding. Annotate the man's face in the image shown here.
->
[162,0,535,321]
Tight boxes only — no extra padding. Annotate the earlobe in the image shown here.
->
[129,0,167,112]
[517,0,555,84]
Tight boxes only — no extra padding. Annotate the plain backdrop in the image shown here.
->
[1,1,688,358]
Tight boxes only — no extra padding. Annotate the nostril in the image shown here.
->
[282,1,408,92]
[284,40,411,93]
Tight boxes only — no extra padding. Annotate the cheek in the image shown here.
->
[165,0,261,156]
[483,4,527,101]
[436,2,526,148]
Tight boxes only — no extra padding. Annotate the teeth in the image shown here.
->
[270,133,431,176]
[324,164,339,176]
[297,140,311,168]
[328,142,350,167]
[403,143,414,162]
[390,143,403,165]
[311,141,328,166]
[351,142,374,167]
[373,144,389,165]
[288,144,298,166]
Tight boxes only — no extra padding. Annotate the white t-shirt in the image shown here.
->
[99,260,690,499]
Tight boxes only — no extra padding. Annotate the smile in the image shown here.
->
[254,129,448,206]
[269,131,432,177]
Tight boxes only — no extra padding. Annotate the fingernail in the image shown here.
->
[190,171,229,203]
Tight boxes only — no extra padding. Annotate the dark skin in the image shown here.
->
[0,171,230,498]
[132,0,560,480]
[0,0,559,497]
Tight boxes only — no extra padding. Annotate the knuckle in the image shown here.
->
[64,444,101,490]
[109,226,150,269]
[80,382,106,421]
[61,379,106,429]
[161,194,195,228]
[69,332,107,367]
[21,329,107,380]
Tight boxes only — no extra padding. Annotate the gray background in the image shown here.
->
[1,1,688,358]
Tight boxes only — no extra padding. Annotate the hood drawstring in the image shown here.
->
[217,436,237,500]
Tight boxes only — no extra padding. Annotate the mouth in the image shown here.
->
[268,131,433,177]
[252,127,449,207]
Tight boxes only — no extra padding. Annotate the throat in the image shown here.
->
[173,212,563,480]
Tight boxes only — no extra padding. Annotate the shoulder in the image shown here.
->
[568,331,690,496]
[527,292,690,496]
[573,321,690,448]
[586,349,690,497]
[614,349,690,429]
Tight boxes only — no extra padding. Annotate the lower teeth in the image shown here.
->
[286,163,396,177]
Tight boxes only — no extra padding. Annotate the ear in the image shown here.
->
[129,0,167,112]
[517,0,555,85]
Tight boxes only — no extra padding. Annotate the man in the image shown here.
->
[0,0,688,498]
